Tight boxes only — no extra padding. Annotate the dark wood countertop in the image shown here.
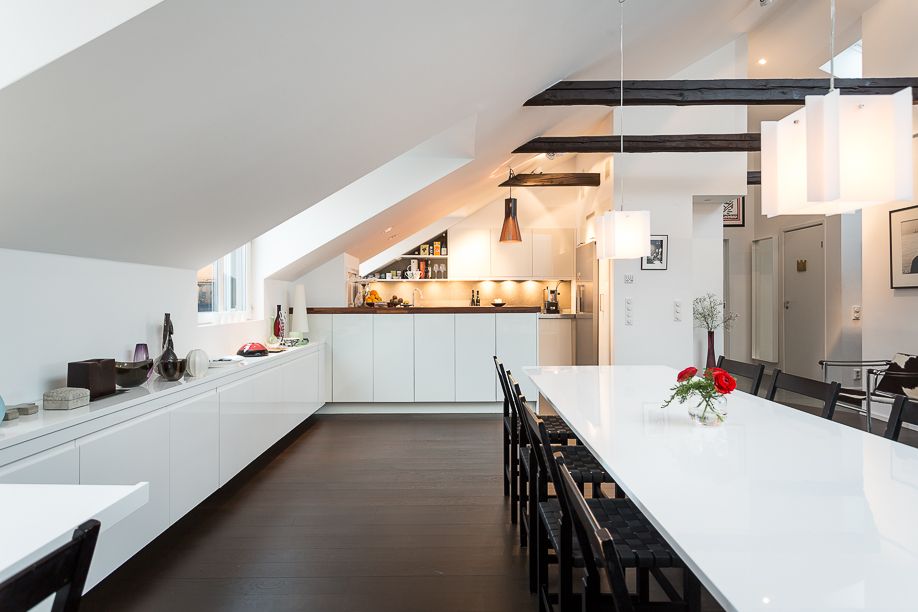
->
[309,306,541,314]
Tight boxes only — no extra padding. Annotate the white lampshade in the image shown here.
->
[596,210,651,260]
[806,88,913,209]
[292,284,309,333]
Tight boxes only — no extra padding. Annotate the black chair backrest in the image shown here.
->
[0,519,100,612]
[494,356,510,414]
[716,356,766,396]
[766,369,841,420]
[884,395,918,441]
[555,457,634,612]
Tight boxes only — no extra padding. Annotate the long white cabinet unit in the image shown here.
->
[0,343,325,591]
[310,309,539,403]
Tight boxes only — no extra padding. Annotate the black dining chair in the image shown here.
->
[716,356,765,396]
[766,369,841,421]
[884,395,918,442]
[0,519,100,612]
[555,457,696,612]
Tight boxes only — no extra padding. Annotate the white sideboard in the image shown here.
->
[0,343,325,591]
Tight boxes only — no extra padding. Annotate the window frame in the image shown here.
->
[197,243,252,325]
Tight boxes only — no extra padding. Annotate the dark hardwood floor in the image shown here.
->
[83,404,918,612]
[82,415,536,612]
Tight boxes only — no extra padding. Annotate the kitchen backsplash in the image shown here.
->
[366,280,572,310]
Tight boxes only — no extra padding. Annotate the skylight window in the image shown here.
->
[819,40,862,79]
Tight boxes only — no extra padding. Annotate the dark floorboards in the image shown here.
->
[83,403,918,612]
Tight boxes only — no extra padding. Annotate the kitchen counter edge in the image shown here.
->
[309,306,542,314]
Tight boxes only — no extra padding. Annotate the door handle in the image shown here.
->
[784,300,790,310]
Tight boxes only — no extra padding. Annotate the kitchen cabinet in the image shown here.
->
[282,350,322,421]
[496,313,539,399]
[455,314,497,401]
[414,314,456,401]
[490,229,533,277]
[218,366,284,485]
[532,228,575,278]
[77,409,170,589]
[0,442,78,484]
[308,313,333,403]
[168,390,219,522]
[447,228,490,279]
[538,318,574,366]
[374,315,414,402]
[333,314,374,402]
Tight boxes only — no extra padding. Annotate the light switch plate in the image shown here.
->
[851,305,862,321]
[624,274,635,284]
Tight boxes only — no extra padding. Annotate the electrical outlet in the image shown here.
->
[853,369,862,381]
[673,300,682,322]
[851,305,862,321]
[624,274,635,284]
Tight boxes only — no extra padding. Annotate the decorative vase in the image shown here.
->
[158,312,180,378]
[185,349,209,378]
[706,330,716,369]
[273,305,286,340]
[133,343,150,362]
[688,397,727,426]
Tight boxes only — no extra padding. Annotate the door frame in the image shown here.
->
[780,221,827,376]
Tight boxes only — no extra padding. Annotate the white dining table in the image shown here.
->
[524,364,918,612]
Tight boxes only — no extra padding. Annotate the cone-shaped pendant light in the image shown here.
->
[499,170,522,242]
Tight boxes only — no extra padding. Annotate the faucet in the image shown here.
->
[413,287,423,307]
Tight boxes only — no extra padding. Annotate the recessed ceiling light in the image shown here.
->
[384,226,393,233]
[757,58,767,65]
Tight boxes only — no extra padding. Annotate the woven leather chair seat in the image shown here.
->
[539,498,681,569]
[520,445,611,485]
[507,414,576,443]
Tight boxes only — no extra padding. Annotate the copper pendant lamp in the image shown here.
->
[499,170,522,242]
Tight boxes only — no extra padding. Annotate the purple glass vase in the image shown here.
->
[133,343,150,362]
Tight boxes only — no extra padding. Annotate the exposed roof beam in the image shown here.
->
[747,170,761,186]
[524,78,918,107]
[513,134,761,154]
[498,172,600,187]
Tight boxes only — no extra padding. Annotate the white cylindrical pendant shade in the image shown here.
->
[292,284,308,333]
[806,88,913,209]
[596,210,651,259]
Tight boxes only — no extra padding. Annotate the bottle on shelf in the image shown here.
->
[470,289,475,306]
[441,244,447,256]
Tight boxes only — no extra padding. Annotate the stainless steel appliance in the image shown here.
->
[543,282,561,314]
[575,242,599,365]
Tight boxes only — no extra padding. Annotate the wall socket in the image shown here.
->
[673,299,682,322]
[624,274,635,284]
[853,369,862,381]
[851,305,862,321]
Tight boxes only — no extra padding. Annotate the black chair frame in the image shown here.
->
[884,394,918,441]
[766,369,841,421]
[716,355,765,396]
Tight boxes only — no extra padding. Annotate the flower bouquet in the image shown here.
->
[662,366,737,425]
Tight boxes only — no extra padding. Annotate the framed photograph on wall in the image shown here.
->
[641,235,668,270]
[723,196,745,227]
[890,204,918,289]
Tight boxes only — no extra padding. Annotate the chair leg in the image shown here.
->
[510,444,519,525]
[503,425,510,497]
[684,570,702,612]
[866,395,873,434]
[529,504,540,593]
[519,461,528,546]
[636,568,650,603]
[528,457,539,551]
[537,511,549,598]
[559,515,573,612]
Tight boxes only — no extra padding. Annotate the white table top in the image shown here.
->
[0,483,148,582]
[524,365,918,612]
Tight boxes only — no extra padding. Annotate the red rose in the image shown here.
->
[677,367,698,382]
[704,367,726,379]
[713,370,737,395]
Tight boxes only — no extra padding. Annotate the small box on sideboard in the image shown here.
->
[67,358,116,400]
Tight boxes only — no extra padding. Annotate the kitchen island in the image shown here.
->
[309,307,539,409]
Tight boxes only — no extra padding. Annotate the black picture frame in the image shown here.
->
[890,204,918,289]
[723,196,745,228]
[641,235,668,271]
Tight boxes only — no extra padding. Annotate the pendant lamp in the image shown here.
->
[596,0,651,260]
[499,171,522,243]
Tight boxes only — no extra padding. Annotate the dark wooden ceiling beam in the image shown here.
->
[513,133,761,154]
[524,78,918,107]
[498,172,600,187]
[747,170,761,186]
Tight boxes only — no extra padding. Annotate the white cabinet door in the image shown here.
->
[414,314,456,402]
[538,318,574,366]
[373,315,414,402]
[491,229,533,277]
[282,351,322,420]
[496,313,539,399]
[532,228,575,278]
[333,314,374,402]
[218,366,284,485]
[168,390,219,523]
[448,228,490,279]
[0,443,78,484]
[77,409,170,588]
[307,314,333,403]
[455,314,497,402]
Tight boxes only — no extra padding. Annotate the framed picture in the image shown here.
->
[890,204,918,289]
[641,235,668,270]
[723,196,745,227]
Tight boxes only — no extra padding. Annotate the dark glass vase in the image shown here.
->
[160,313,178,366]
[706,330,716,370]
[273,305,286,339]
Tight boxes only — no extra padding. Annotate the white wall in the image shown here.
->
[291,253,358,308]
[861,0,918,364]
[0,248,275,405]
[609,39,747,370]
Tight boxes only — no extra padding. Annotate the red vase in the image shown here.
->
[706,330,716,369]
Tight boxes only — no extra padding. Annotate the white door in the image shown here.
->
[447,228,490,279]
[332,314,374,402]
[414,314,456,401]
[455,313,496,401]
[169,391,219,522]
[496,313,539,399]
[783,224,825,380]
[373,315,414,402]
[490,229,533,277]
[532,229,575,278]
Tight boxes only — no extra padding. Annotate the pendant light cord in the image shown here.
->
[829,0,836,91]
[618,0,626,212]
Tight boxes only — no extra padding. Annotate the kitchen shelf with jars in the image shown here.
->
[364,231,449,281]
